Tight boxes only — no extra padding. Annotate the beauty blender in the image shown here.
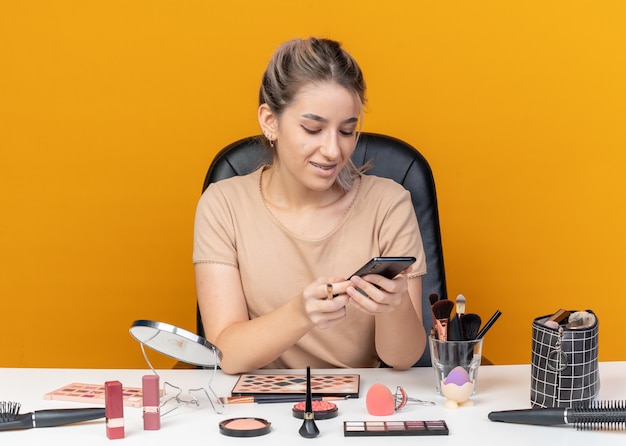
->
[366,383,395,416]
[444,366,471,386]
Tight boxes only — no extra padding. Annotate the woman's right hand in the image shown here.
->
[301,278,350,329]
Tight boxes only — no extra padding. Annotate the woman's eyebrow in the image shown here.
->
[301,113,359,124]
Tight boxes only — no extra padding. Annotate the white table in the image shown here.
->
[1,363,624,444]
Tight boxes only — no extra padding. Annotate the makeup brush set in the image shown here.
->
[430,293,501,342]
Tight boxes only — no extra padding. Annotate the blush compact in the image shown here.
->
[292,400,338,420]
[219,417,271,437]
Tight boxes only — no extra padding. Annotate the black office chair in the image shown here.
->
[196,132,447,366]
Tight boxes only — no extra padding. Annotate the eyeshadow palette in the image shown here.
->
[231,373,360,398]
[44,382,149,408]
[343,420,449,436]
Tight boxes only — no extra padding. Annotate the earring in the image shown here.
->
[266,134,274,148]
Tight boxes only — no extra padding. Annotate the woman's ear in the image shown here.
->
[258,103,278,139]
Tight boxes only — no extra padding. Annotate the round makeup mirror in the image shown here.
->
[129,319,222,367]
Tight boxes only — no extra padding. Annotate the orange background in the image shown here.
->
[1,1,625,369]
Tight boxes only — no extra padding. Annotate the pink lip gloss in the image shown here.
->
[142,375,160,430]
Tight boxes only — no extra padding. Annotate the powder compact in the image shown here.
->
[292,400,338,420]
[219,417,271,437]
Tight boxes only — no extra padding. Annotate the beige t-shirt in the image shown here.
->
[193,167,426,369]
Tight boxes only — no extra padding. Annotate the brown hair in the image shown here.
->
[259,37,367,190]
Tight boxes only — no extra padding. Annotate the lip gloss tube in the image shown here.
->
[105,380,124,439]
[142,375,160,430]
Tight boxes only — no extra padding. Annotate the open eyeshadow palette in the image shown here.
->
[44,382,151,408]
[231,373,360,398]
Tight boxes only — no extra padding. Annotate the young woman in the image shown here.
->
[193,37,427,374]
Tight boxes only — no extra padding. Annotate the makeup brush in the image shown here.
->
[298,366,319,438]
[447,294,466,341]
[428,293,440,337]
[429,293,440,306]
[447,314,463,341]
[0,401,105,430]
[460,313,481,341]
[475,310,502,340]
[219,395,347,404]
[455,294,466,316]
[432,299,454,341]
[488,400,626,430]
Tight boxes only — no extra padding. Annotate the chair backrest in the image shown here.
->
[196,132,447,366]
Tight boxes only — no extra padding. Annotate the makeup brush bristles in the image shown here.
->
[431,299,454,341]
[429,293,440,306]
[455,294,466,315]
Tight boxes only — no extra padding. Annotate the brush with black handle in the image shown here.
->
[447,294,466,341]
[488,400,626,431]
[0,401,105,430]
[298,366,320,438]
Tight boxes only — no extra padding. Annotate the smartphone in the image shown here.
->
[350,256,417,280]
